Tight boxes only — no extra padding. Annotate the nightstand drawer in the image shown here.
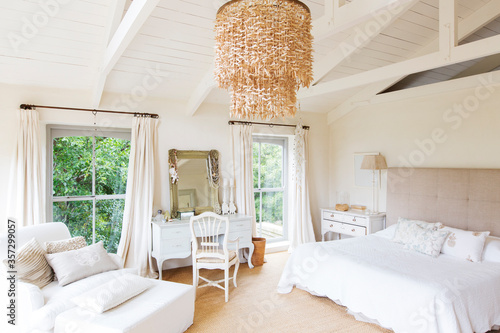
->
[327,221,366,237]
[344,215,368,227]
[322,211,346,222]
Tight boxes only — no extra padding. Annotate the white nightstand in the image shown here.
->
[321,208,386,241]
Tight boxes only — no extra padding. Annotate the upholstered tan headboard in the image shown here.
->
[386,168,500,237]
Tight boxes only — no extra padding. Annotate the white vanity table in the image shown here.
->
[151,214,254,280]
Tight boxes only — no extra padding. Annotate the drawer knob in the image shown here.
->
[330,214,334,217]
[351,229,355,232]
[352,218,356,222]
[330,224,333,227]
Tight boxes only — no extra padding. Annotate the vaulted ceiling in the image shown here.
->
[2,0,500,123]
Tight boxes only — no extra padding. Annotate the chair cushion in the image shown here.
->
[196,250,237,263]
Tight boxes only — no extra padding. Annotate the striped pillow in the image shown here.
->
[8,238,54,288]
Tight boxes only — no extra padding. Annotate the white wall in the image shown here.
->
[329,81,500,212]
[0,84,329,250]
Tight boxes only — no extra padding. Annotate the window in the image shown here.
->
[47,126,131,253]
[253,136,288,243]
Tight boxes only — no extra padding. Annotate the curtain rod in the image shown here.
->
[19,104,159,119]
[228,120,310,130]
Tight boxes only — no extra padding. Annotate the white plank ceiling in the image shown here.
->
[1,0,499,121]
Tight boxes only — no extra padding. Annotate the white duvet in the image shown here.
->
[277,234,500,333]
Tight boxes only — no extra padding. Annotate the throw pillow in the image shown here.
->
[441,227,490,262]
[403,224,450,257]
[392,217,443,244]
[3,238,54,288]
[71,273,153,313]
[45,236,87,254]
[45,241,119,286]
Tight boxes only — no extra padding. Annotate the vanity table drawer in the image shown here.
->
[230,220,252,232]
[322,211,345,222]
[228,231,251,244]
[327,221,366,237]
[162,237,191,254]
[161,227,191,240]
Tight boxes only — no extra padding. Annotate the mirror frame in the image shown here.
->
[169,149,221,218]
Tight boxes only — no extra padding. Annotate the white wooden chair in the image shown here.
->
[190,212,240,302]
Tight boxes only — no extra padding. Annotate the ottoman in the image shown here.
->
[54,280,195,333]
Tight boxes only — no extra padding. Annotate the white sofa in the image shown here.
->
[0,222,194,333]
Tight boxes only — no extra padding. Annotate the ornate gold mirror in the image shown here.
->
[169,149,221,218]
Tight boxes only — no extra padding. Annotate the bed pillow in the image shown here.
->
[3,238,54,288]
[45,241,119,286]
[71,273,153,313]
[441,227,490,262]
[373,224,397,239]
[403,224,450,257]
[392,217,443,244]
[482,236,500,263]
[45,236,87,254]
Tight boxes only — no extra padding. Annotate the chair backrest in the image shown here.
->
[0,221,71,261]
[190,212,229,260]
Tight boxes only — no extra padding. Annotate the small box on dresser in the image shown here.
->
[321,208,386,241]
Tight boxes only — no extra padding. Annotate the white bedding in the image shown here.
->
[277,235,500,333]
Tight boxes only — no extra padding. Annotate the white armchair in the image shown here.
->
[190,212,240,302]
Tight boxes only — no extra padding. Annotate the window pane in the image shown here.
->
[260,191,283,239]
[53,201,93,245]
[259,143,283,188]
[96,199,124,254]
[53,137,93,196]
[95,137,130,195]
[253,143,260,189]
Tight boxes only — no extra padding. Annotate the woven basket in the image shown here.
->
[251,237,266,266]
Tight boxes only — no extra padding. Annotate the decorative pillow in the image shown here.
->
[392,217,443,244]
[441,227,490,262]
[45,242,119,286]
[3,238,54,288]
[482,236,500,263]
[403,224,450,257]
[71,273,153,313]
[45,236,87,254]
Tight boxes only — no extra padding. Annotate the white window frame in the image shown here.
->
[253,135,288,243]
[46,125,131,244]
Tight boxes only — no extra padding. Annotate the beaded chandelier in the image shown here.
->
[214,0,313,120]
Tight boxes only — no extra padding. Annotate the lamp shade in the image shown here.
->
[360,155,388,170]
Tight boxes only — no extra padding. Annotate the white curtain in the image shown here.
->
[289,124,315,251]
[117,116,159,278]
[7,109,45,227]
[230,124,257,236]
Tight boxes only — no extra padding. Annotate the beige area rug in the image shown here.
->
[163,251,392,333]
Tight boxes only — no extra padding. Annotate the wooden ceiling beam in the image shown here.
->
[324,0,500,124]
[91,0,160,108]
[313,0,419,85]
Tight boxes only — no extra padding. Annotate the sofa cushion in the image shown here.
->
[72,273,153,313]
[5,237,54,288]
[30,268,137,331]
[45,242,119,286]
[45,236,87,254]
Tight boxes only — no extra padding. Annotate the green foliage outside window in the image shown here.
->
[253,142,284,226]
[52,136,130,253]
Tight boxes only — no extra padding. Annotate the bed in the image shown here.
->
[278,168,500,333]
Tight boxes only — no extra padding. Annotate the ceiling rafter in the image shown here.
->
[313,0,419,85]
[324,0,500,124]
[186,0,417,117]
[91,0,161,108]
